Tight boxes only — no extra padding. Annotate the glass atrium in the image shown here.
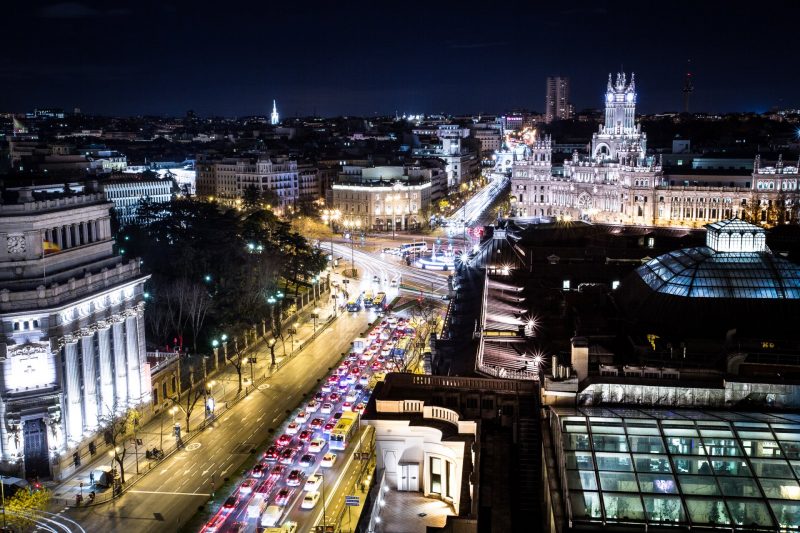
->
[552,408,800,530]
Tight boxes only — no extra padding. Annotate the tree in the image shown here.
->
[228,345,246,393]
[173,364,206,434]
[101,408,141,485]
[5,486,51,531]
[242,184,262,209]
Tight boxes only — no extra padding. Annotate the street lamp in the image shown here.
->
[291,321,300,351]
[312,308,321,332]
[267,296,277,333]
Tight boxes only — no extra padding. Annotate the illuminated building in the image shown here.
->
[329,164,435,231]
[100,175,172,225]
[196,154,300,207]
[511,73,800,227]
[0,187,150,479]
[412,125,479,189]
[270,99,279,126]
[545,76,572,123]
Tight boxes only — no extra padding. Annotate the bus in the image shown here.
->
[399,242,427,256]
[393,336,411,359]
[363,291,374,308]
[373,292,387,310]
[329,412,359,451]
[346,296,362,312]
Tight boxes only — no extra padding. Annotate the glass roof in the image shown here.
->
[636,246,800,299]
[554,408,800,530]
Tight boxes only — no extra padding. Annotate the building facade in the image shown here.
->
[0,188,150,479]
[195,155,300,208]
[330,165,433,231]
[512,72,800,227]
[413,125,480,189]
[545,76,572,123]
[101,175,172,226]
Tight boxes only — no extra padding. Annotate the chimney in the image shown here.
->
[571,337,589,382]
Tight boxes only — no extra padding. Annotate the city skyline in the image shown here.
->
[5,0,800,117]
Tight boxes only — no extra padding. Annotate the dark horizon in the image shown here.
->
[5,0,800,117]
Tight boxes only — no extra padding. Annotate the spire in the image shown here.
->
[629,72,636,91]
[754,154,761,172]
[607,73,613,92]
[270,99,279,125]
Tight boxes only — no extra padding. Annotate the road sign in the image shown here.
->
[345,495,360,506]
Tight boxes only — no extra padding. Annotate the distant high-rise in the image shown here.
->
[270,99,279,125]
[545,76,572,123]
[682,69,694,113]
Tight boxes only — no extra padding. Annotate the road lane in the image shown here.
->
[61,312,372,532]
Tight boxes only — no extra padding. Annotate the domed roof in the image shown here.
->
[616,219,800,336]
[636,246,800,299]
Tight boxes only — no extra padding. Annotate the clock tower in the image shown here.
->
[591,71,646,162]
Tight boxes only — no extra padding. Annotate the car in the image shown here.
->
[320,402,333,414]
[286,422,300,435]
[373,275,380,283]
[310,417,324,429]
[333,411,343,420]
[321,452,337,468]
[360,351,373,362]
[377,354,386,363]
[274,488,294,506]
[265,445,282,461]
[350,366,361,375]
[359,375,369,386]
[295,411,309,424]
[298,430,313,442]
[354,402,366,414]
[381,346,391,357]
[345,373,357,385]
[280,447,298,465]
[371,360,383,371]
[321,382,333,393]
[314,392,325,402]
[304,473,322,491]
[358,359,368,368]
[286,469,304,486]
[268,464,285,481]
[342,401,353,411]
[346,352,358,363]
[205,513,227,532]
[323,422,335,434]
[306,401,320,413]
[240,478,257,494]
[328,392,341,403]
[299,453,315,467]
[301,491,320,509]
[338,381,350,392]
[327,375,339,384]
[223,495,239,510]
[251,462,266,477]
[309,438,326,453]
[354,383,364,393]
[345,391,358,403]
[277,434,292,446]
[336,365,348,376]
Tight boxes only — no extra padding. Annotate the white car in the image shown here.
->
[309,438,326,454]
[295,411,309,424]
[301,491,320,509]
[321,453,337,468]
[286,422,300,435]
[320,403,333,414]
[345,391,358,403]
[306,401,320,413]
[304,473,322,491]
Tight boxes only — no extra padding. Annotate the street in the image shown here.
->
[55,311,372,532]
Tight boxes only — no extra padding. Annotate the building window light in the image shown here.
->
[562,280,571,291]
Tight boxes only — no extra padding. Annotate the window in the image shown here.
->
[430,457,442,494]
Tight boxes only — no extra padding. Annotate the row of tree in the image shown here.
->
[123,198,327,353]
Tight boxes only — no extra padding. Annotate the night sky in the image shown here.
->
[6,0,800,117]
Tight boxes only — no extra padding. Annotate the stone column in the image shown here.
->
[96,323,115,416]
[135,307,150,405]
[112,319,128,411]
[80,332,98,431]
[125,315,142,404]
[64,339,84,443]
[65,224,73,249]
[81,222,88,245]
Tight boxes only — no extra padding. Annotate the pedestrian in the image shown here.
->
[89,471,95,486]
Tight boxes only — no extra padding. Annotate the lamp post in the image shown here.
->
[312,308,320,333]
[292,321,300,351]
[211,339,219,369]
[221,333,229,363]
[267,296,277,333]
[268,338,277,366]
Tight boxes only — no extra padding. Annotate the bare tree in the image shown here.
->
[229,344,246,393]
[172,365,206,434]
[101,407,141,485]
[184,281,213,352]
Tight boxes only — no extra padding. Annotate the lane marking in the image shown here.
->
[127,490,211,496]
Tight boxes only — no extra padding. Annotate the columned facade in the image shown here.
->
[0,189,151,480]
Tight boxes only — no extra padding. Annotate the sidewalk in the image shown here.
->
[48,288,342,507]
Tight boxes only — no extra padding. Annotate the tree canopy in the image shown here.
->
[125,198,326,351]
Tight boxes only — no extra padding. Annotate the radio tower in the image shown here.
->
[682,61,694,114]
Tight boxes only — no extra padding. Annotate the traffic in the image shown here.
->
[201,307,417,533]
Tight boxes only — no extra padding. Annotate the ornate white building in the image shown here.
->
[0,187,150,479]
[511,72,800,227]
